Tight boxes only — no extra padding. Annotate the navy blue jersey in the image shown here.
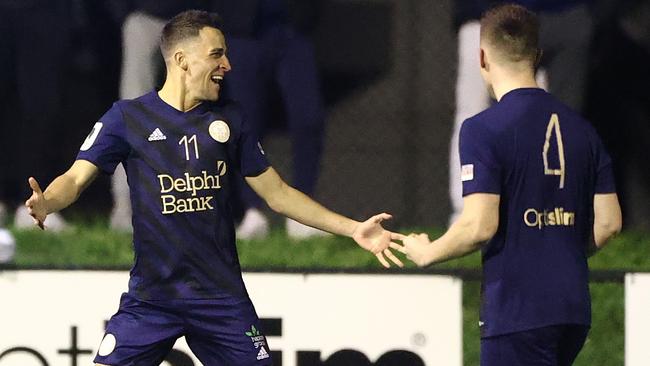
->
[459,88,615,337]
[77,91,270,300]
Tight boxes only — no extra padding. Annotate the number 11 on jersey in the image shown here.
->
[180,135,200,160]
[542,113,565,189]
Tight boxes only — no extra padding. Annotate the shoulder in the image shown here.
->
[460,108,497,139]
[205,98,247,130]
[97,101,126,127]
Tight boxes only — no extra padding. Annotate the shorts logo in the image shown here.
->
[245,325,270,360]
[257,346,269,360]
[97,333,116,357]
[209,120,230,143]
[461,164,474,182]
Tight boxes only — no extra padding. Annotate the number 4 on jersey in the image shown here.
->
[542,113,565,189]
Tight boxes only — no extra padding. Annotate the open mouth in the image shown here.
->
[210,75,223,85]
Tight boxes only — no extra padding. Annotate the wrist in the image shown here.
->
[348,220,362,238]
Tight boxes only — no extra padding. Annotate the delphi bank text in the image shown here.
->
[157,168,225,214]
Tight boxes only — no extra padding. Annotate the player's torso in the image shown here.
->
[479,89,594,336]
[119,96,247,300]
[493,89,596,248]
[122,102,235,217]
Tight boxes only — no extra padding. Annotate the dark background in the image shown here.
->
[1,0,648,229]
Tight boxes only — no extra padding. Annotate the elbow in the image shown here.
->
[265,194,285,214]
[264,184,290,215]
[473,213,498,243]
[460,215,498,243]
[475,221,498,242]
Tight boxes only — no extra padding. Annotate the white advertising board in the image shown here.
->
[0,271,462,366]
[625,272,650,366]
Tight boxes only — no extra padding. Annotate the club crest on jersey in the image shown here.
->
[209,120,230,143]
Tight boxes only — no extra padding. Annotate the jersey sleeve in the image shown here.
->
[75,103,130,174]
[237,114,270,177]
[593,133,616,194]
[459,118,502,196]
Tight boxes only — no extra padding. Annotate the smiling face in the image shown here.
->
[182,26,231,102]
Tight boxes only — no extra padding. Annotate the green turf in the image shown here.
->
[6,221,645,366]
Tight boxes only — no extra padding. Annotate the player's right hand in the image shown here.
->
[25,177,47,230]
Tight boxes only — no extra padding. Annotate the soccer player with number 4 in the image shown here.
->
[23,10,402,366]
[392,4,622,365]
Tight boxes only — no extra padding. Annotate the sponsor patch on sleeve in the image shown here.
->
[461,164,474,182]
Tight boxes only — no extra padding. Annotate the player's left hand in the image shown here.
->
[390,232,433,267]
[352,213,404,268]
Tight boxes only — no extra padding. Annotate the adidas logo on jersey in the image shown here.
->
[257,346,269,360]
[148,128,167,141]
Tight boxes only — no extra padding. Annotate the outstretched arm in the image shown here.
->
[392,193,500,267]
[25,160,99,229]
[245,167,403,267]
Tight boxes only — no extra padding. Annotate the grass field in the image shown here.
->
[5,219,648,366]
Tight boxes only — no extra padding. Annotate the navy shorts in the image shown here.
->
[481,324,589,366]
[94,292,273,366]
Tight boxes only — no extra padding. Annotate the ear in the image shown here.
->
[480,48,488,71]
[173,51,188,71]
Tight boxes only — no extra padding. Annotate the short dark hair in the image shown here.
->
[480,4,539,65]
[160,10,223,58]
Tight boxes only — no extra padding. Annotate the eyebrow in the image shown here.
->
[209,48,226,54]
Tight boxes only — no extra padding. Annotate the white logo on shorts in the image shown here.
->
[97,333,116,356]
[257,346,270,360]
[209,120,230,143]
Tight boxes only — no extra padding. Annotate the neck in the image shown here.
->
[158,73,202,112]
[490,67,539,101]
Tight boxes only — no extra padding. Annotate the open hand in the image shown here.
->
[25,177,47,230]
[352,213,404,268]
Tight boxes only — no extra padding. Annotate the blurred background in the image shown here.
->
[0,0,648,231]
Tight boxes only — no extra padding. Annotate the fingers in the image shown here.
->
[33,217,45,230]
[389,241,406,254]
[27,207,45,230]
[372,212,392,223]
[383,248,404,268]
[375,252,391,268]
[390,232,407,241]
[28,177,43,195]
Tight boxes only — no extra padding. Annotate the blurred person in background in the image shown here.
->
[587,0,650,229]
[0,0,71,234]
[0,202,15,263]
[215,0,328,239]
[448,0,594,225]
[395,4,621,365]
[24,10,401,365]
